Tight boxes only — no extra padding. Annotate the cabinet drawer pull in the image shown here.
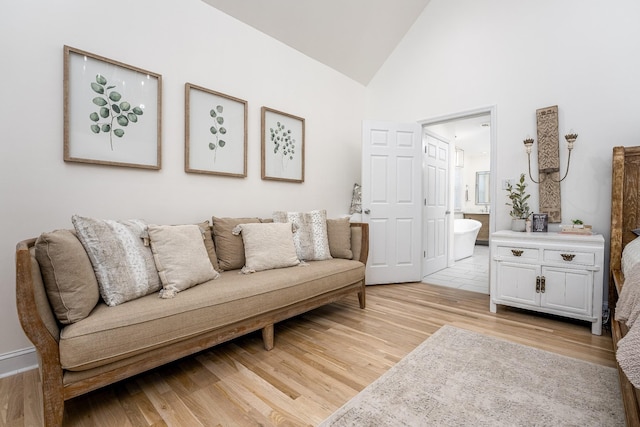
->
[561,253,575,261]
[511,249,524,257]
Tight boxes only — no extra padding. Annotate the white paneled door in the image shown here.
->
[362,121,422,285]
[422,132,450,276]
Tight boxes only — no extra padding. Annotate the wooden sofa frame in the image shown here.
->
[16,222,369,427]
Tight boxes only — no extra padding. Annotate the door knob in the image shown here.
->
[364,209,371,214]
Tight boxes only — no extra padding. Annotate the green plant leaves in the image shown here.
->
[88,74,144,150]
[270,121,296,167]
[207,104,228,162]
[91,83,104,94]
[109,91,122,102]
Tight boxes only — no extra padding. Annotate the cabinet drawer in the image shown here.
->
[495,246,538,260]
[543,250,594,265]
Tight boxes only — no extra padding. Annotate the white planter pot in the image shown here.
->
[511,219,526,232]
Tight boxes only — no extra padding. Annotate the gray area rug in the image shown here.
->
[320,325,624,426]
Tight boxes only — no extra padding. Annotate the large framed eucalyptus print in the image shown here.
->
[63,45,162,169]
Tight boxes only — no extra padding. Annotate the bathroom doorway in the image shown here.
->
[420,107,496,294]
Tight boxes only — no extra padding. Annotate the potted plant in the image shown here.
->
[505,173,531,231]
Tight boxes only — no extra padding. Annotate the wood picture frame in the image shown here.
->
[261,106,305,183]
[185,83,247,177]
[63,45,162,169]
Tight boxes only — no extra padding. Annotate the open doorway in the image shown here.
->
[419,106,496,294]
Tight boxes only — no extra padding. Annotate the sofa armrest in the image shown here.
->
[16,239,61,347]
[349,222,369,265]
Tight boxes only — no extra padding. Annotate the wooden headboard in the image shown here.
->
[609,145,640,426]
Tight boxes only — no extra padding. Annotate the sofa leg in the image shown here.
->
[262,324,274,350]
[358,289,366,309]
[40,364,64,427]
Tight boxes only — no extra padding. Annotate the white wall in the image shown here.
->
[0,0,365,374]
[367,0,640,237]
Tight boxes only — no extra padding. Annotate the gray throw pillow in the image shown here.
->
[72,215,161,306]
[272,209,332,261]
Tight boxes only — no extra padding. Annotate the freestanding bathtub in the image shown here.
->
[454,218,482,261]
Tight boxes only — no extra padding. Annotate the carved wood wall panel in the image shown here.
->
[536,106,562,223]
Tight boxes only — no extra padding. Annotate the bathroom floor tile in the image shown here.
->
[422,245,489,294]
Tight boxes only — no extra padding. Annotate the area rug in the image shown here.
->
[320,325,624,426]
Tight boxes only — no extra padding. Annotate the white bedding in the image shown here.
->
[616,236,640,387]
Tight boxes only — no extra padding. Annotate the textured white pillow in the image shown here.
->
[72,215,161,306]
[232,223,300,273]
[148,224,220,298]
[272,209,332,261]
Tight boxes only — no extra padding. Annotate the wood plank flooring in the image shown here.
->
[0,283,616,427]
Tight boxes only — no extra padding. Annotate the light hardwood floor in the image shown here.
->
[0,283,616,427]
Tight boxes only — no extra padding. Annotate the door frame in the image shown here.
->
[418,105,497,269]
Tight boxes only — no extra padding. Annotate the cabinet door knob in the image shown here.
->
[561,253,575,261]
[536,276,541,293]
[511,249,523,257]
[540,276,546,293]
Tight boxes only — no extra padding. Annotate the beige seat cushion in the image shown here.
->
[35,230,100,324]
[59,259,364,371]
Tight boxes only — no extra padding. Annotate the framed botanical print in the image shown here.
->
[261,106,305,183]
[63,45,162,169]
[185,83,247,177]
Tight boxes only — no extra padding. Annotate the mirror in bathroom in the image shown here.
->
[475,171,490,205]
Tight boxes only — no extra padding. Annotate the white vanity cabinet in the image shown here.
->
[489,230,604,335]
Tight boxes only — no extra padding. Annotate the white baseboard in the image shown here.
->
[0,347,38,379]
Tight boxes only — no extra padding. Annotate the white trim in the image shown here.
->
[0,346,38,379]
[419,104,498,242]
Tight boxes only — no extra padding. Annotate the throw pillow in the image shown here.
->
[35,229,100,324]
[212,216,261,270]
[148,224,220,298]
[272,209,332,261]
[232,223,300,273]
[71,215,161,306]
[327,217,353,259]
[349,183,362,215]
[197,220,220,271]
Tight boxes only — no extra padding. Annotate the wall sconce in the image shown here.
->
[523,132,577,183]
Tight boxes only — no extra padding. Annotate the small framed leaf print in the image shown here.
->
[63,46,162,169]
[261,107,305,183]
[185,83,247,177]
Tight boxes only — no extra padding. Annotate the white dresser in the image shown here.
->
[489,230,604,335]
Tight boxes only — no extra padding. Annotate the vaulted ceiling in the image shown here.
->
[201,0,432,85]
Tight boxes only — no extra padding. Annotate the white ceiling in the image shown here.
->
[201,1,489,155]
[201,0,432,85]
